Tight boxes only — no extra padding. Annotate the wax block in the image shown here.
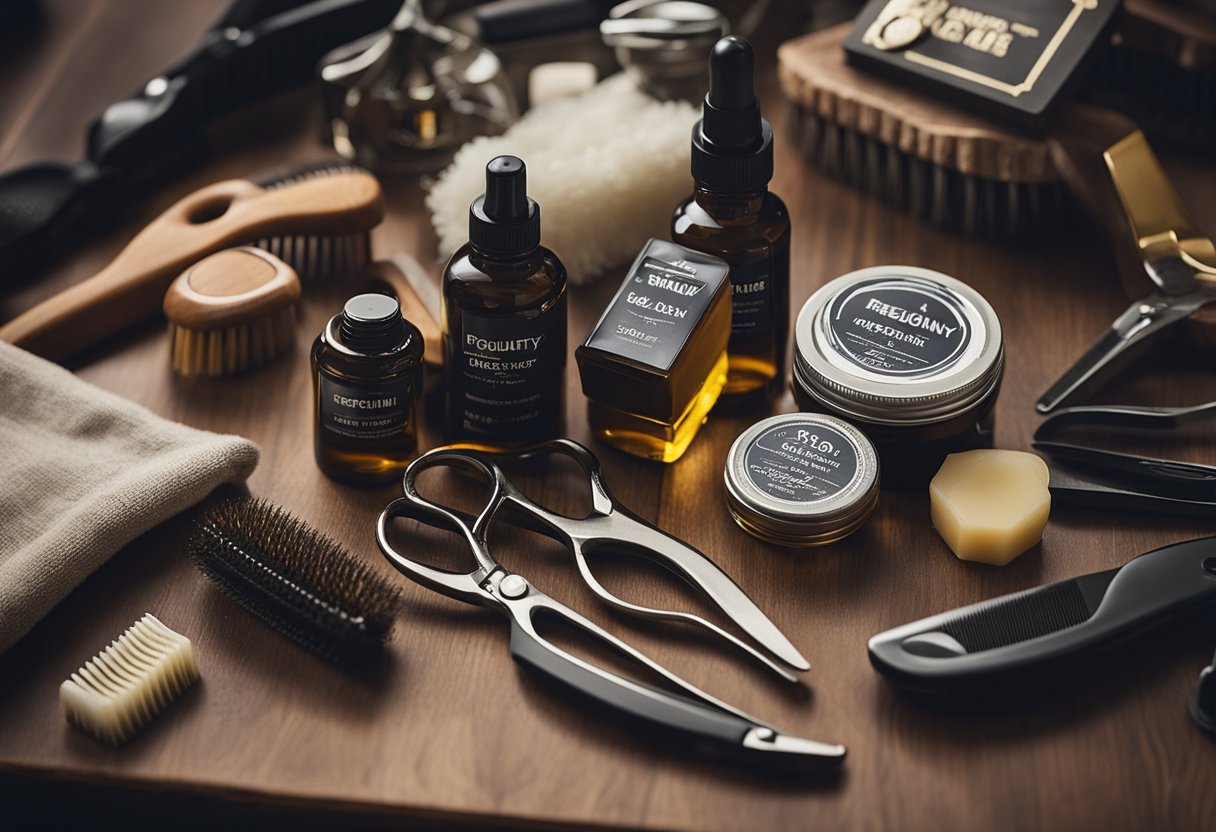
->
[930,450,1050,566]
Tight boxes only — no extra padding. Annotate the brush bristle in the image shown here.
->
[786,101,1075,239]
[253,231,371,282]
[251,161,369,189]
[169,305,296,376]
[189,498,402,667]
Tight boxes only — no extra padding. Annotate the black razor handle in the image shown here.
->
[869,537,1216,695]
[508,619,846,771]
[0,0,398,280]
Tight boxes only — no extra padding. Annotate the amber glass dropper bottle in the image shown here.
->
[441,155,568,446]
[672,35,789,405]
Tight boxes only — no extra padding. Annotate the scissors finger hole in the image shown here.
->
[409,458,499,520]
[381,506,484,575]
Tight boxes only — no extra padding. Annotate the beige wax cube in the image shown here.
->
[930,450,1051,566]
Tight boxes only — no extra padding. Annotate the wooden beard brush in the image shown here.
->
[777,23,1073,239]
[164,247,301,377]
[0,162,383,363]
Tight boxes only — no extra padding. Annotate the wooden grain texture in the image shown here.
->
[2,2,1216,830]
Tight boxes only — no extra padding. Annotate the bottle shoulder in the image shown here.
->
[312,325,424,379]
[442,244,567,313]
[672,190,790,253]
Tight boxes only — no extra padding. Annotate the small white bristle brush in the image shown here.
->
[60,613,199,746]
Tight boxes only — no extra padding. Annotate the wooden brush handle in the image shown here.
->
[0,172,383,362]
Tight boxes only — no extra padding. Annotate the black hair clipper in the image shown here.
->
[869,537,1216,696]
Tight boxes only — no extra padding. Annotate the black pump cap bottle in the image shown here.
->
[691,36,773,192]
[469,155,541,257]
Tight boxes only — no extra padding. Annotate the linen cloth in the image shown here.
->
[0,341,258,653]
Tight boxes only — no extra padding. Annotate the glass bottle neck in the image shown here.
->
[468,245,541,272]
[693,185,767,220]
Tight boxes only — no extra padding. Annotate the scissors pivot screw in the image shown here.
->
[499,574,530,599]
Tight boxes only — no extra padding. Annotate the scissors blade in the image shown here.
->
[1036,289,1213,413]
[618,518,811,672]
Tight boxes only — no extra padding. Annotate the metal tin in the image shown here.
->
[794,266,1004,425]
[791,266,1004,486]
[724,413,880,547]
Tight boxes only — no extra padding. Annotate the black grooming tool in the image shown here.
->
[190,498,402,668]
[0,0,398,282]
[868,536,1216,696]
[1192,648,1216,736]
[843,0,1122,126]
[1032,405,1216,517]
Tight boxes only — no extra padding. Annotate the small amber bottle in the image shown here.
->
[672,36,789,404]
[312,293,424,485]
[442,155,567,445]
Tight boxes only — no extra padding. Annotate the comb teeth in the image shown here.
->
[189,498,402,668]
[168,305,297,376]
[253,231,371,282]
[60,614,199,746]
[937,583,1092,654]
[786,101,1075,239]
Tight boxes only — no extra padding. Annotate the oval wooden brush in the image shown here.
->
[164,246,302,377]
[0,162,383,363]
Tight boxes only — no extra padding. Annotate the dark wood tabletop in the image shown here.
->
[2,2,1215,830]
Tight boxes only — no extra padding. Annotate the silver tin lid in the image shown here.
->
[793,266,1004,425]
[724,413,879,542]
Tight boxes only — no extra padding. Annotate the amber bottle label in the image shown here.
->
[318,374,414,441]
[453,297,566,440]
[744,422,859,502]
[728,259,772,337]
[584,257,717,371]
[823,278,973,377]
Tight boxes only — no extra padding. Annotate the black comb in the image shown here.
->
[869,536,1216,696]
[0,0,398,283]
[190,498,402,668]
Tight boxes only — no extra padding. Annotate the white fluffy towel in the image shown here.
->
[427,74,700,283]
[0,341,259,654]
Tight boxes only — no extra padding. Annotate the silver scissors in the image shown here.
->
[1037,130,1216,413]
[375,451,845,769]
[383,440,809,681]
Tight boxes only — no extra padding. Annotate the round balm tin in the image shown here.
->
[792,266,1004,484]
[724,413,880,547]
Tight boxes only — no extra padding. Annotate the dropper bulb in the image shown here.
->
[708,36,755,111]
[483,155,527,221]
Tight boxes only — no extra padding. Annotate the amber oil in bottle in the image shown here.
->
[442,155,567,445]
[312,293,424,485]
[672,35,789,404]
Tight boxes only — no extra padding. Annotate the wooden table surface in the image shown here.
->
[2,2,1215,830]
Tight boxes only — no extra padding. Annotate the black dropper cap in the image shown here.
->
[469,155,541,257]
[691,36,773,193]
[339,293,408,352]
